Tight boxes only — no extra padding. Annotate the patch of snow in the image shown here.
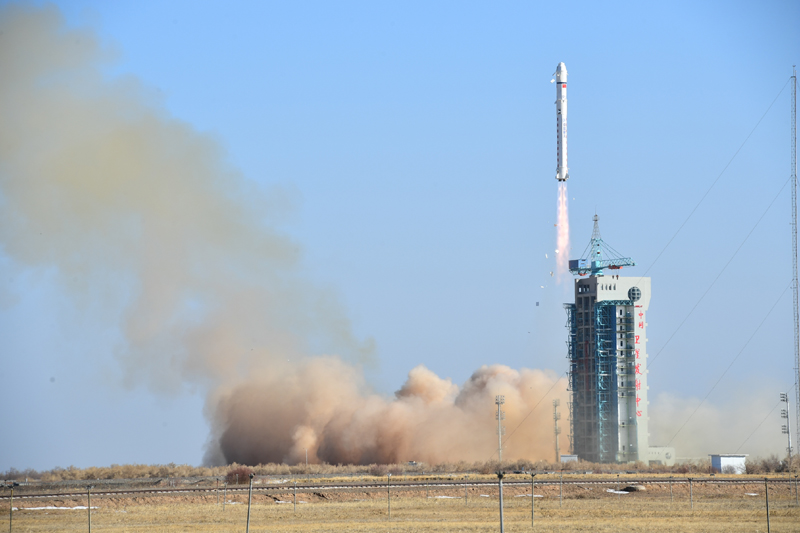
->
[14,506,98,511]
[606,489,629,495]
[745,493,759,496]
[514,494,544,498]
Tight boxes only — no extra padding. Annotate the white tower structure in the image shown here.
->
[565,216,652,462]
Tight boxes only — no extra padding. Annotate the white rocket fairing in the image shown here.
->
[555,62,569,181]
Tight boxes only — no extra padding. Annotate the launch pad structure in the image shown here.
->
[564,216,661,463]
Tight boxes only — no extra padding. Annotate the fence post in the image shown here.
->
[9,486,13,533]
[669,476,673,504]
[689,478,693,510]
[223,482,227,511]
[465,476,468,505]
[87,486,92,533]
[294,480,297,514]
[387,473,391,519]
[531,473,536,528]
[560,470,563,507]
[246,473,254,533]
[765,477,770,533]
[497,472,505,533]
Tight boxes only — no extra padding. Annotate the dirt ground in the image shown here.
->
[3,477,799,532]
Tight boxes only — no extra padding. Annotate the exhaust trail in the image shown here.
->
[556,182,570,281]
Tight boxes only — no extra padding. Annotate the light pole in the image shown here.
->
[496,396,506,463]
[780,393,794,469]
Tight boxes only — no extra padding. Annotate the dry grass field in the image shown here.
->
[3,476,799,532]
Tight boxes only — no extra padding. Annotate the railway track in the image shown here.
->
[1,477,796,500]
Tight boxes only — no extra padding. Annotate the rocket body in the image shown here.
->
[555,62,569,181]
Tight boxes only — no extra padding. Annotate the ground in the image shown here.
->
[3,475,798,532]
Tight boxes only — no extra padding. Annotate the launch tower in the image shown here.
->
[564,216,651,463]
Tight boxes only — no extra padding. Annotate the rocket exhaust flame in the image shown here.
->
[556,183,570,281]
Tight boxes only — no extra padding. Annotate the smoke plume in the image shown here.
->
[556,182,570,281]
[0,5,568,466]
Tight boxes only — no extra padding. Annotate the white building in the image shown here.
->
[710,454,748,474]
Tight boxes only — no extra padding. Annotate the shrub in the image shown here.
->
[368,464,388,477]
[226,466,253,484]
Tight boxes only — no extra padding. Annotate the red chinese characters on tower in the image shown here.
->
[635,379,641,391]
[635,335,640,344]
[635,364,642,375]
[635,349,640,359]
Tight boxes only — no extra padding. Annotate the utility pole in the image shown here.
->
[781,392,794,468]
[496,396,506,463]
[791,65,799,457]
[553,399,561,462]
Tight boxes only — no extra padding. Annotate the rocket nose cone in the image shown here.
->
[555,62,567,82]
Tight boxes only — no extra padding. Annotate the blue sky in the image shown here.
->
[1,0,798,470]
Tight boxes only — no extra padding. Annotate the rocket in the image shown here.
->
[555,62,569,181]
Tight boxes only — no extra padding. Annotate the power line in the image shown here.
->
[667,281,792,446]
[736,383,796,453]
[649,175,791,369]
[635,78,791,285]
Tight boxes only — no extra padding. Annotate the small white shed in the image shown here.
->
[560,454,578,463]
[709,454,748,474]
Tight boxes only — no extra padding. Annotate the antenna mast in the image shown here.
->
[792,65,799,456]
[496,395,506,463]
[553,399,561,462]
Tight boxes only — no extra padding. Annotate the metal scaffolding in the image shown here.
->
[566,299,633,463]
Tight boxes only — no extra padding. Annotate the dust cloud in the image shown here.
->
[649,389,783,459]
[0,5,568,466]
[207,362,568,465]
